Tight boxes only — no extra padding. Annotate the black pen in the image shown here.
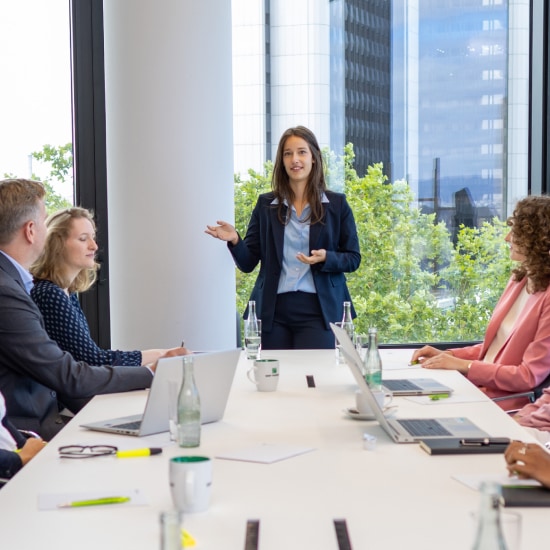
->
[460,437,510,447]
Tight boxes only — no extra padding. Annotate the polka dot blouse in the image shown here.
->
[31,279,142,366]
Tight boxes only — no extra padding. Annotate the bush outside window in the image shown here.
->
[233,145,513,344]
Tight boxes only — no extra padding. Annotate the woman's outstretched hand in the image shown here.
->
[296,249,326,265]
[205,220,239,245]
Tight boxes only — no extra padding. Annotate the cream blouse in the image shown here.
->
[484,285,530,363]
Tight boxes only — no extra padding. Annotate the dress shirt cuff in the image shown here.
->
[0,449,23,479]
[144,364,155,377]
[227,233,241,249]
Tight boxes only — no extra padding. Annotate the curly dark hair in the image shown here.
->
[271,126,327,225]
[508,195,550,292]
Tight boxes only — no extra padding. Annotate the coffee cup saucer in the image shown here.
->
[343,405,398,421]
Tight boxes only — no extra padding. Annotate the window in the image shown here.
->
[0,1,73,209]
[232,0,531,343]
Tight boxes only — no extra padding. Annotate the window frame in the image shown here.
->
[70,0,111,348]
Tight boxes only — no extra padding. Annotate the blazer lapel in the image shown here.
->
[270,204,285,266]
[481,278,527,356]
[309,202,328,250]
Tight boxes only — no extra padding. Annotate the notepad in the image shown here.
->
[419,438,510,455]
[215,444,315,464]
[501,486,550,507]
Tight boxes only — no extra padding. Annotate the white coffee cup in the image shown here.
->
[355,389,393,415]
[169,456,212,513]
[247,359,279,392]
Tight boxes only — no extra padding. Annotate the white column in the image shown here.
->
[103,0,236,351]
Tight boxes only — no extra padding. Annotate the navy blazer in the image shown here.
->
[229,191,361,331]
[0,415,27,480]
[0,253,153,440]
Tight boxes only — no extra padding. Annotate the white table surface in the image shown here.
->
[0,349,544,549]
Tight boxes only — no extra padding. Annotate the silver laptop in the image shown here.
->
[357,345,453,396]
[81,349,240,437]
[382,378,453,396]
[331,323,489,443]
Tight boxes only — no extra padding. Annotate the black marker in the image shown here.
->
[460,438,510,447]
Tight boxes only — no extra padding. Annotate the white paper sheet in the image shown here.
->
[215,444,315,464]
[452,472,541,491]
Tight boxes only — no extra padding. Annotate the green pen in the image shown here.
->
[429,393,451,401]
[58,496,130,508]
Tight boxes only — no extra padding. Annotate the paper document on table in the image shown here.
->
[216,444,315,464]
[452,472,541,491]
[38,488,147,511]
[379,349,418,370]
[404,394,486,405]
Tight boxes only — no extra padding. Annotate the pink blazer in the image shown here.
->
[450,277,550,410]
[516,388,550,432]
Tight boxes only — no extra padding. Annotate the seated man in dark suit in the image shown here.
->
[0,178,187,440]
[0,391,45,481]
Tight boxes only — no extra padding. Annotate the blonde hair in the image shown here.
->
[31,207,99,293]
[0,179,46,245]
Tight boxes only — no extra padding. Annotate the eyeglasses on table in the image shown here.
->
[58,445,118,458]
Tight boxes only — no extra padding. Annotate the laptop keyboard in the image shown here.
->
[396,418,452,437]
[383,380,421,392]
[112,420,142,430]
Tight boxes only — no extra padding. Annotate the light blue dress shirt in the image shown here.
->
[274,194,329,295]
[0,250,33,294]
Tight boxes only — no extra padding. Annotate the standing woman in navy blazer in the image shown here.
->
[206,126,361,349]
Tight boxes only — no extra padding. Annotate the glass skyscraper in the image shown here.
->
[233,0,528,224]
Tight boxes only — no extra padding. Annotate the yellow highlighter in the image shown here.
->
[182,529,196,547]
[429,393,451,401]
[115,448,162,458]
[58,496,131,508]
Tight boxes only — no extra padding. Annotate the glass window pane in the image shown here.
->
[231,0,529,344]
[0,1,73,210]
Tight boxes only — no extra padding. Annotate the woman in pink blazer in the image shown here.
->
[411,195,550,410]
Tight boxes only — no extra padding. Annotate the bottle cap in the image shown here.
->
[362,432,377,450]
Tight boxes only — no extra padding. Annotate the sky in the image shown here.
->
[0,1,73,200]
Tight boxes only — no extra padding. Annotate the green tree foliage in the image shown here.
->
[4,143,73,214]
[233,144,513,343]
[233,166,272,312]
[32,143,73,213]
[32,143,73,184]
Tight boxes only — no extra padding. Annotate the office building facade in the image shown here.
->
[233,0,528,226]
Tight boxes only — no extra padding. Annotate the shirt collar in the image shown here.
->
[271,192,329,205]
[0,250,34,294]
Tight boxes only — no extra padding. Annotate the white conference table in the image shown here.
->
[0,349,545,549]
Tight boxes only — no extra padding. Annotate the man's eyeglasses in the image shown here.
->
[58,445,118,458]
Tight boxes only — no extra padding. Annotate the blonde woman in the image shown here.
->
[31,207,176,366]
